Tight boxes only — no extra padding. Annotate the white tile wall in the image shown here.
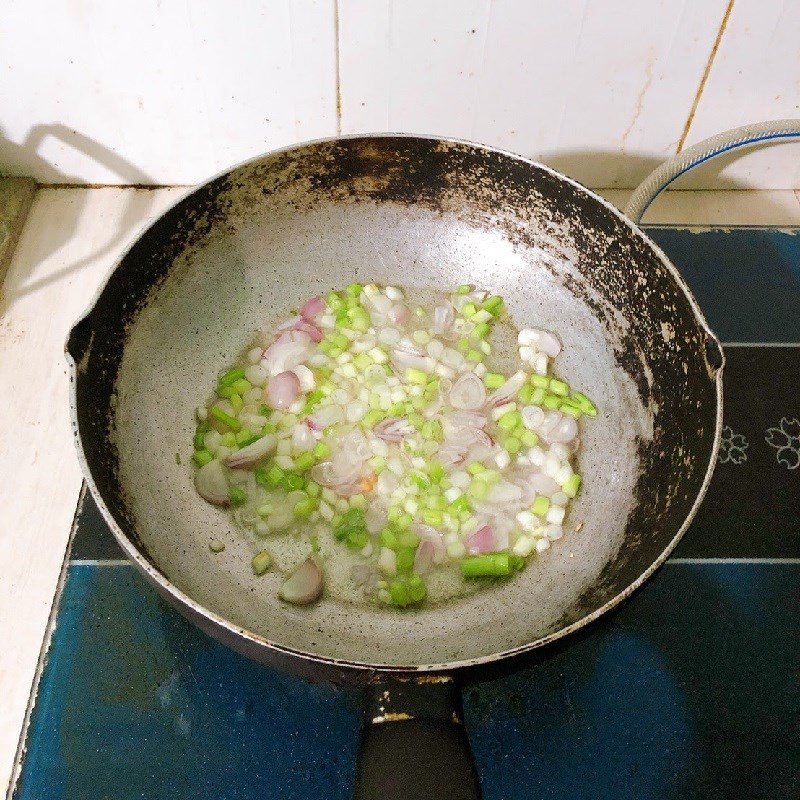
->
[0,0,337,184]
[0,0,798,188]
[339,0,727,188]
[677,0,800,190]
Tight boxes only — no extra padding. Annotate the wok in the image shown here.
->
[67,135,723,799]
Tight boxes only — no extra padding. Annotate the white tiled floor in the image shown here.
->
[1,186,799,795]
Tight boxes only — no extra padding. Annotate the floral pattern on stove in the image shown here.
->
[765,417,800,470]
[718,426,749,465]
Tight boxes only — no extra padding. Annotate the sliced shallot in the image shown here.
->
[300,295,326,319]
[432,303,455,334]
[279,556,324,605]
[226,434,277,468]
[194,459,230,505]
[266,370,301,409]
[466,525,497,555]
[449,372,487,410]
[373,417,414,442]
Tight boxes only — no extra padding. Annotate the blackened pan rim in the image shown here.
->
[66,132,725,676]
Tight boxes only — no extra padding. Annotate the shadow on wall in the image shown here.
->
[0,123,160,306]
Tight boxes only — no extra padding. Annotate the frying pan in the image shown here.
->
[67,135,724,799]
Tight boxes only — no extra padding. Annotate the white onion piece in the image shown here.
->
[308,404,343,429]
[378,547,397,575]
[487,481,523,505]
[226,434,277,468]
[279,556,324,605]
[244,363,269,387]
[448,410,488,430]
[519,328,562,358]
[194,459,230,505]
[521,405,546,431]
[262,330,313,375]
[310,459,360,489]
[531,472,561,496]
[490,371,527,405]
[449,372,487,410]
[266,371,301,409]
[391,348,434,373]
[292,423,316,452]
[432,303,455,334]
[544,414,578,443]
[376,470,399,496]
[389,304,410,326]
[365,503,389,534]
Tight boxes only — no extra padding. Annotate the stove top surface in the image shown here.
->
[13,226,800,800]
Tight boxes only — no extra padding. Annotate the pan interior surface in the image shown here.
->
[88,138,720,667]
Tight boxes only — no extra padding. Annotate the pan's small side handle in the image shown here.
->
[66,313,94,365]
[353,677,481,800]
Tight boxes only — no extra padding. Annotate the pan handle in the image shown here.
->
[353,677,481,800]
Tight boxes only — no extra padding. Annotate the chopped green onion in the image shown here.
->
[504,436,521,455]
[473,322,490,338]
[483,295,504,316]
[531,496,550,516]
[542,394,561,409]
[428,461,444,483]
[467,461,486,475]
[530,374,550,388]
[520,429,540,447]
[457,284,472,294]
[313,442,331,459]
[294,497,317,517]
[258,403,271,416]
[193,423,208,451]
[192,449,213,466]
[462,302,478,318]
[294,452,316,472]
[252,550,273,575]
[380,527,398,548]
[422,510,443,526]
[346,282,364,297]
[461,553,514,578]
[306,481,321,498]
[484,372,505,389]
[517,384,534,404]
[410,470,431,490]
[571,391,598,416]
[457,336,471,353]
[218,367,246,387]
[405,367,428,385]
[221,432,238,448]
[469,478,489,500]
[548,378,569,396]
[210,405,241,431]
[497,410,522,431]
[265,464,285,487]
[531,386,547,405]
[283,472,306,491]
[466,349,483,363]
[563,473,582,498]
[229,486,247,507]
[396,546,416,572]
[236,430,260,447]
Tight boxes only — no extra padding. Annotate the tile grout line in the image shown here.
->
[334,0,342,136]
[676,0,735,153]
